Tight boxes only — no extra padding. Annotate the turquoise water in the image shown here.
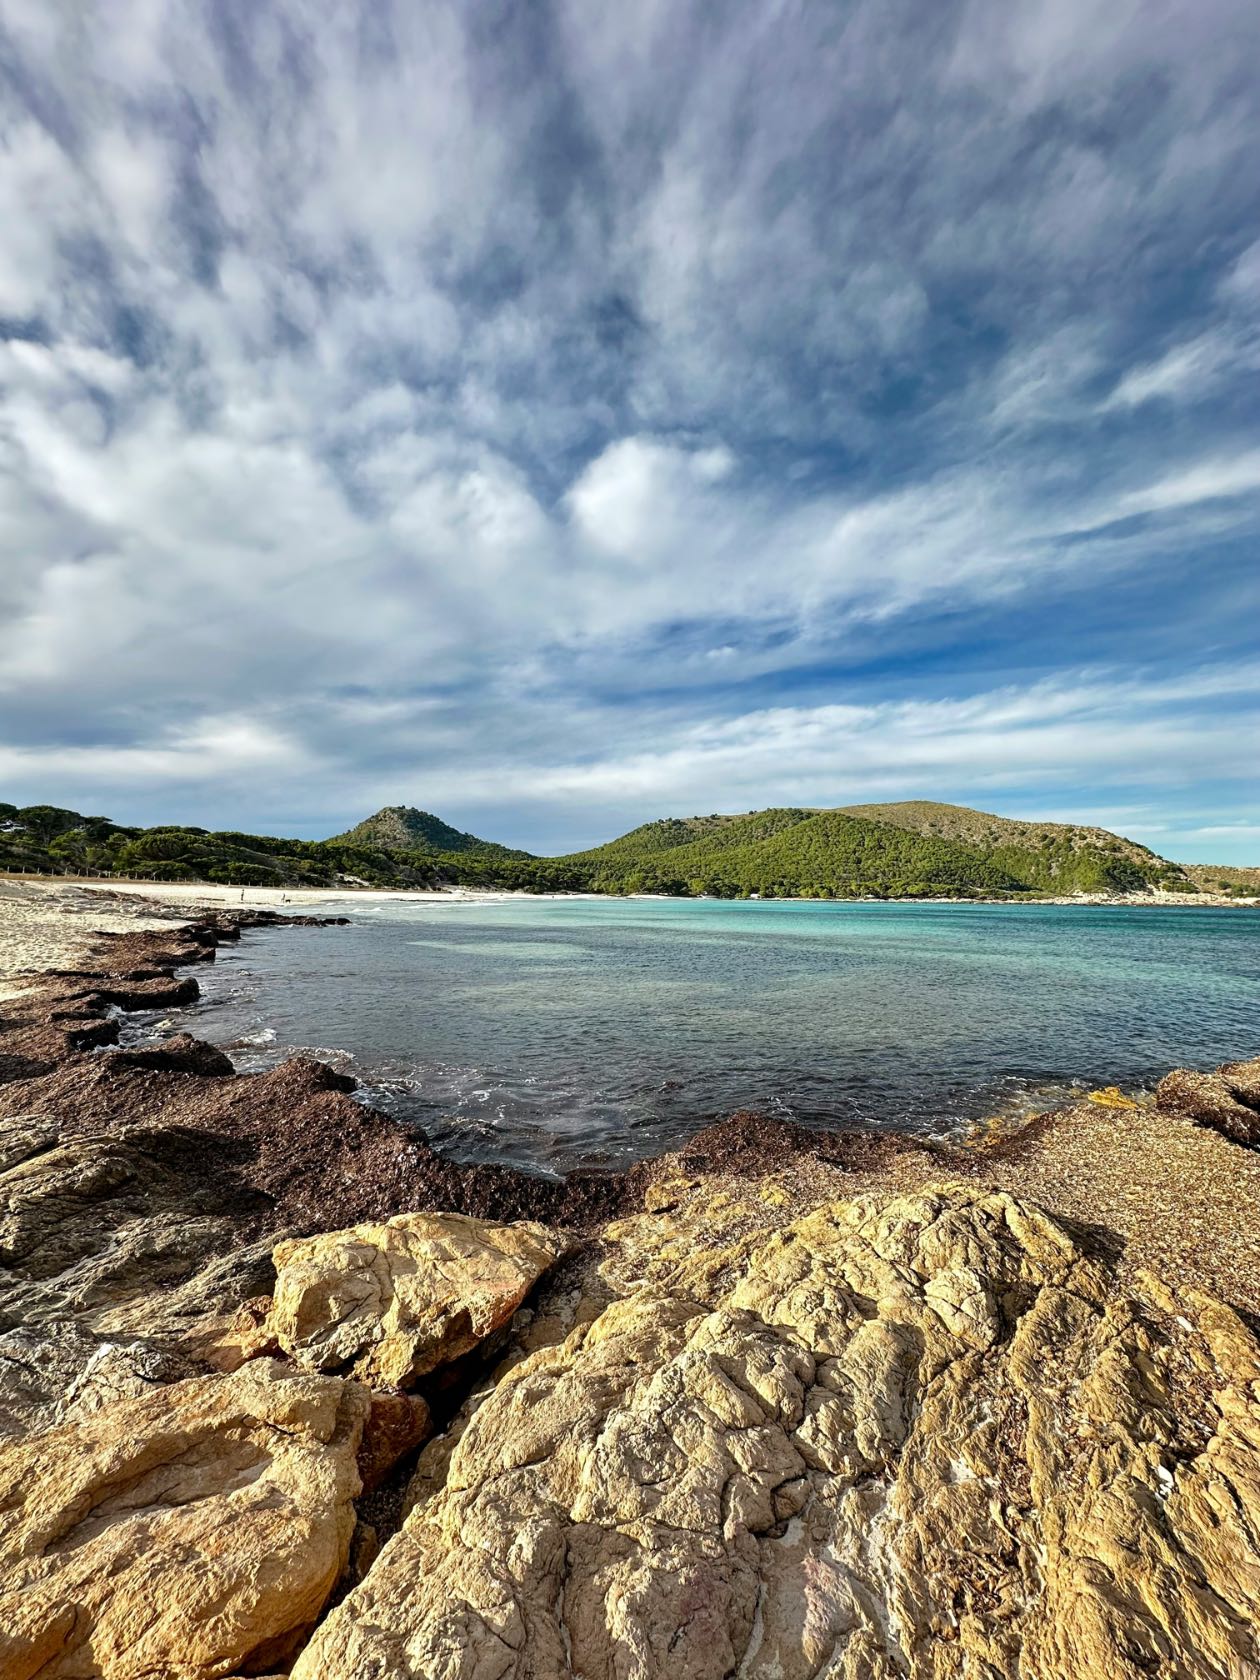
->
[188,896,1260,1173]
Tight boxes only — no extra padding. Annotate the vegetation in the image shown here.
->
[564,809,1024,897]
[328,805,526,858]
[0,797,1232,899]
[836,801,1197,895]
[1184,864,1260,898]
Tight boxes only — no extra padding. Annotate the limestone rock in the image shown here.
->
[267,1210,570,1387]
[0,1358,367,1680]
[294,1184,1260,1680]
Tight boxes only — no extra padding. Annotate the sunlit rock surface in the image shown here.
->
[266,1209,571,1387]
[295,1185,1260,1680]
[0,1359,367,1680]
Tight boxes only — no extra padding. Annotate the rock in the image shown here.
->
[0,1324,202,1437]
[1222,1053,1260,1107]
[1156,1060,1260,1145]
[193,1293,282,1373]
[0,1113,278,1435]
[267,1210,570,1387]
[99,1033,236,1077]
[0,1358,368,1680]
[358,1389,433,1493]
[293,1184,1260,1680]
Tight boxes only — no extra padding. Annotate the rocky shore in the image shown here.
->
[1,890,1259,1678]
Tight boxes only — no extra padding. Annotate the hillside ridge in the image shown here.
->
[561,801,1196,897]
[0,797,1246,897]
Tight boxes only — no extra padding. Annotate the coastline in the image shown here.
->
[3,877,1258,1311]
[3,871,1257,940]
[4,880,1260,1674]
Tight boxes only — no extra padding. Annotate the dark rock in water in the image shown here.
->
[101,1034,236,1078]
[64,1017,121,1052]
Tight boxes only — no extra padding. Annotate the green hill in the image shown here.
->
[837,801,1193,894]
[328,805,527,857]
[564,808,815,862]
[0,802,568,891]
[557,800,1198,898]
[0,796,1209,899]
[562,807,1025,897]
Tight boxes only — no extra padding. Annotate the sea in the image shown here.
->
[160,895,1260,1175]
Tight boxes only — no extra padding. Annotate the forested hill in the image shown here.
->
[562,808,1024,897]
[559,802,1198,896]
[835,802,1194,894]
[0,797,1206,897]
[329,805,526,857]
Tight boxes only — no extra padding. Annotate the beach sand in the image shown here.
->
[0,877,530,999]
[0,879,181,999]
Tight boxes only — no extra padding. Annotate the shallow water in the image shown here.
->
[178,896,1260,1173]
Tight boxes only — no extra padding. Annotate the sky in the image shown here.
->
[1,0,1258,861]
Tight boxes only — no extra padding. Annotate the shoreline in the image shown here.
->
[3,877,1259,1312]
[3,869,1258,921]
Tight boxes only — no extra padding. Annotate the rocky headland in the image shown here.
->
[1,886,1259,1678]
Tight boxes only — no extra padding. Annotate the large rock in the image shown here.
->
[293,1184,1260,1680]
[0,1358,367,1680]
[1156,1054,1260,1145]
[0,1114,277,1435]
[267,1210,570,1387]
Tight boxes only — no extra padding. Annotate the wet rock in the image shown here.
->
[99,1033,236,1077]
[0,1359,367,1679]
[294,1184,1260,1680]
[267,1210,571,1387]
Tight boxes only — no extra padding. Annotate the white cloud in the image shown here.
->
[0,714,313,790]
[1102,332,1236,410]
[1117,450,1260,516]
[339,665,1260,833]
[0,0,1256,846]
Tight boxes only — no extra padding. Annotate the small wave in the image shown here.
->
[230,1026,277,1048]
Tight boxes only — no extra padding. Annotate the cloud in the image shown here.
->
[443,666,1260,815]
[0,0,1257,854]
[1117,451,1260,517]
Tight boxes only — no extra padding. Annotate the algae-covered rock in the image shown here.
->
[1157,1058,1260,1144]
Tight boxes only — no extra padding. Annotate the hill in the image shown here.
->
[562,807,1026,897]
[836,801,1193,894]
[0,802,573,892]
[0,797,1230,899]
[329,806,527,857]
[1184,863,1260,899]
[560,801,1200,897]
[564,808,815,863]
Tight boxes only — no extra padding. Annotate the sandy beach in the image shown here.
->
[0,877,537,999]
